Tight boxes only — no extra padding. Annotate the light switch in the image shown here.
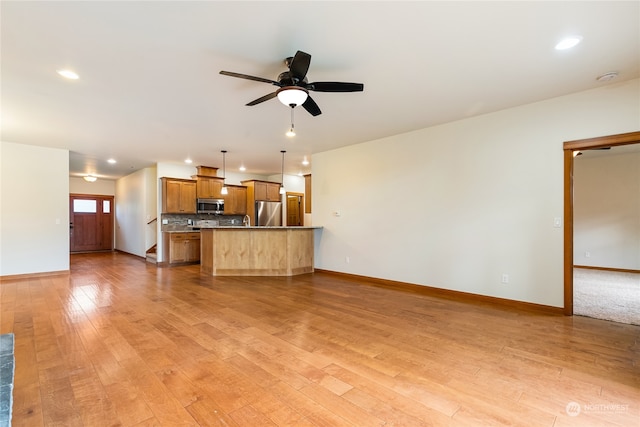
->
[553,217,562,228]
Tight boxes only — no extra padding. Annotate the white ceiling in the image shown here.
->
[2,1,639,180]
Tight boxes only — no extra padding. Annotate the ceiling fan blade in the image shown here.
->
[246,91,278,106]
[220,71,279,86]
[289,51,311,82]
[307,82,364,92]
[302,96,322,116]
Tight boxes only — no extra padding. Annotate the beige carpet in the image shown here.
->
[573,268,640,325]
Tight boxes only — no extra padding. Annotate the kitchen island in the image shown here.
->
[200,226,320,276]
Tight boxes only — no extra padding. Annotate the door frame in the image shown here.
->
[562,131,640,315]
[70,193,115,252]
[285,192,305,226]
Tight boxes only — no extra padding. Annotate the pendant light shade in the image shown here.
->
[220,150,228,195]
[280,150,286,195]
[277,87,308,107]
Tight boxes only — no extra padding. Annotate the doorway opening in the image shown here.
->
[286,192,304,226]
[563,131,640,315]
[70,194,114,252]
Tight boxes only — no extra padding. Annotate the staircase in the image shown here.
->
[145,244,157,264]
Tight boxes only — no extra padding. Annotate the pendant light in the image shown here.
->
[280,150,286,195]
[220,150,228,195]
[286,105,296,137]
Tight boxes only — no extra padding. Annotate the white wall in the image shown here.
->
[312,79,640,308]
[0,141,70,276]
[69,177,116,196]
[574,152,640,270]
[143,166,158,252]
[115,166,157,257]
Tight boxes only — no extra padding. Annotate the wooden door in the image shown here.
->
[266,183,281,201]
[70,195,114,252]
[254,182,267,200]
[286,193,303,226]
[165,180,182,213]
[180,181,197,213]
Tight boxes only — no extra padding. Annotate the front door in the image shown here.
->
[70,194,114,252]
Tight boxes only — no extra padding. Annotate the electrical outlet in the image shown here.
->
[585,251,591,258]
[501,274,509,284]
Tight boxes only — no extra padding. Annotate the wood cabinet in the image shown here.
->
[195,176,225,199]
[241,180,282,226]
[162,178,196,213]
[164,232,200,265]
[254,181,281,201]
[223,185,247,215]
[200,228,315,276]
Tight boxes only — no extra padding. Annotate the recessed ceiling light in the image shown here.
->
[57,69,79,79]
[555,36,582,50]
[107,158,117,164]
[185,158,193,164]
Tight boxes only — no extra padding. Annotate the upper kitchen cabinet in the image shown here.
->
[162,177,197,213]
[196,176,225,199]
[243,180,281,202]
[223,185,247,215]
[193,165,224,199]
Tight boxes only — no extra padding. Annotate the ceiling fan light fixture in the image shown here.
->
[277,87,308,107]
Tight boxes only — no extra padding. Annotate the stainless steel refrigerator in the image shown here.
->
[255,201,282,226]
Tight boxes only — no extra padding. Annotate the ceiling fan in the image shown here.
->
[220,50,364,116]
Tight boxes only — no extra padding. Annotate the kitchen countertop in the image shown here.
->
[165,226,322,232]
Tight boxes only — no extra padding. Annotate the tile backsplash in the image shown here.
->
[161,213,245,231]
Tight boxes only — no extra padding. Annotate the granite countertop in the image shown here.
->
[164,226,322,232]
[199,226,322,230]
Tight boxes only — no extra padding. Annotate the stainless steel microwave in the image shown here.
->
[197,198,224,214]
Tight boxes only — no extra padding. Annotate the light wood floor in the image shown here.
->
[1,252,638,426]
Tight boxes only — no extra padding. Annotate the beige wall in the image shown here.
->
[574,151,640,270]
[312,78,640,308]
[69,177,116,196]
[1,141,70,276]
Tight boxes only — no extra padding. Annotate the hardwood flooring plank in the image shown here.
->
[228,404,278,426]
[2,252,638,426]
